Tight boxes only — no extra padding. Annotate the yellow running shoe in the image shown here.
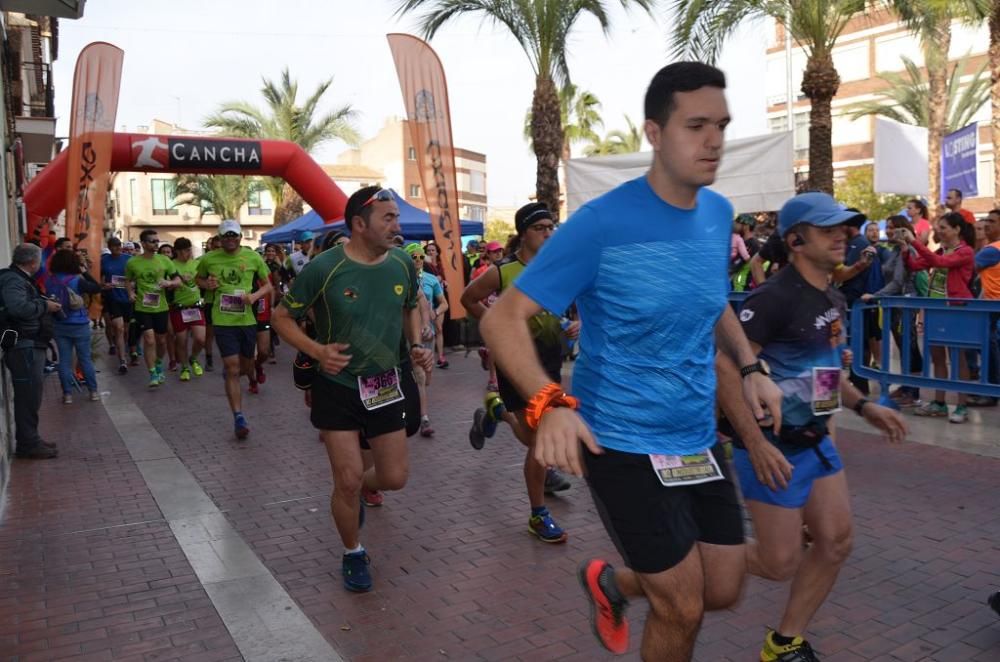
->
[190,358,204,377]
[760,629,819,662]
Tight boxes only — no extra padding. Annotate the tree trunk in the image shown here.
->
[273,186,303,225]
[925,18,951,215]
[991,3,999,207]
[801,55,840,195]
[531,75,563,220]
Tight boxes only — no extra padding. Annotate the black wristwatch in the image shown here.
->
[853,397,870,416]
[740,359,770,379]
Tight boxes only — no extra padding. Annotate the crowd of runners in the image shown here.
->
[7,60,1000,662]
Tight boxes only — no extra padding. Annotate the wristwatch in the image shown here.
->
[740,359,770,379]
[852,397,870,416]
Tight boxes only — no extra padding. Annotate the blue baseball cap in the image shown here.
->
[297,230,315,242]
[778,192,866,237]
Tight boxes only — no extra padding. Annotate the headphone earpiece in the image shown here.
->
[790,233,806,247]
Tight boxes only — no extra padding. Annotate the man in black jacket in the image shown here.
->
[0,244,62,459]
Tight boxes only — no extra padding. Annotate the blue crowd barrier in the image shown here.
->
[850,296,1000,400]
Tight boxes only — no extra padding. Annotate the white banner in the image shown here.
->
[874,117,928,195]
[566,131,795,214]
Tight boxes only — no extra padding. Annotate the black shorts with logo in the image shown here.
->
[134,310,169,335]
[496,344,562,412]
[311,373,406,439]
[583,443,744,574]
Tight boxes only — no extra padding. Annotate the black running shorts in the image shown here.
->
[214,325,257,359]
[360,361,420,449]
[311,373,406,439]
[583,443,744,574]
[497,345,562,412]
[134,310,169,335]
[105,299,132,320]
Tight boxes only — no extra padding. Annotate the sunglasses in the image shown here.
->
[411,255,425,260]
[221,232,240,239]
[362,189,394,208]
[143,238,160,244]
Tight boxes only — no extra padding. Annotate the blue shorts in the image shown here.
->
[214,325,257,359]
[733,437,843,509]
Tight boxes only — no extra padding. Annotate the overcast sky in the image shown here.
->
[53,0,768,208]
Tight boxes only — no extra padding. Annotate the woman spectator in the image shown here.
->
[46,249,103,403]
[906,198,932,245]
[903,212,976,423]
[861,215,924,406]
[423,241,443,277]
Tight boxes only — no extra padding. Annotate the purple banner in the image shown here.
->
[940,123,978,202]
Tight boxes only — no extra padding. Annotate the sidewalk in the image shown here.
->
[2,343,999,661]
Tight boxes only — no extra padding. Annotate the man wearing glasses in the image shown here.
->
[462,202,578,544]
[196,220,272,440]
[272,186,434,593]
[125,229,180,387]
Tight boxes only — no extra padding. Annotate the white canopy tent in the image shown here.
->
[565,131,795,215]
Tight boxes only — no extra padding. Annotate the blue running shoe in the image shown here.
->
[529,509,568,544]
[342,550,372,592]
[234,413,249,440]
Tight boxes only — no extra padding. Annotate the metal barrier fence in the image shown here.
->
[850,296,1000,400]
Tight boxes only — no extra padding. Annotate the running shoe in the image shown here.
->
[156,368,167,385]
[191,359,204,377]
[205,357,214,372]
[437,358,449,369]
[342,550,372,593]
[256,364,267,384]
[544,468,572,494]
[988,591,1000,618]
[914,401,948,417]
[760,630,819,662]
[248,379,259,395]
[129,352,140,367]
[179,367,191,382]
[62,394,73,405]
[578,559,629,655]
[486,379,499,392]
[118,362,128,375]
[420,418,434,438]
[234,413,250,440]
[43,361,57,374]
[478,346,489,370]
[528,509,568,543]
[484,392,505,433]
[469,409,487,450]
[148,372,160,388]
[948,404,968,424]
[89,391,101,402]
[362,489,383,507]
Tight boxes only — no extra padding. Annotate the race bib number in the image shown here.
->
[358,368,404,411]
[180,307,203,323]
[811,367,842,415]
[219,292,246,314]
[142,291,161,307]
[649,451,724,487]
[110,275,127,289]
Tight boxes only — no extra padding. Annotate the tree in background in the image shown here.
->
[670,0,866,195]
[848,54,991,132]
[484,218,516,243]
[584,115,643,155]
[891,0,990,211]
[173,174,253,222]
[397,0,655,219]
[204,68,360,224]
[834,165,910,221]
[522,83,604,163]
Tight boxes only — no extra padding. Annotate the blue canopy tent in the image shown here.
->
[259,189,484,244]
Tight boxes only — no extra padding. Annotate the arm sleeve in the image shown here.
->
[513,206,602,313]
[912,240,974,269]
[903,247,929,272]
[873,251,904,297]
[975,246,1000,271]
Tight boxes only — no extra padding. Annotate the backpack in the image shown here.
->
[47,274,86,311]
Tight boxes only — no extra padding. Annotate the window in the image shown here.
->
[409,184,421,198]
[150,178,178,215]
[469,171,485,195]
[464,205,486,222]
[768,113,809,160]
[248,183,273,216]
[129,178,138,216]
[407,146,417,161]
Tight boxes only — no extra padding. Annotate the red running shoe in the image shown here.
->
[256,364,266,384]
[578,559,629,655]
[248,380,259,395]
[362,489,383,507]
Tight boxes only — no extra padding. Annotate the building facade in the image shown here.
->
[765,9,993,213]
[336,116,488,223]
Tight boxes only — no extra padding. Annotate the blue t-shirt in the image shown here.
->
[101,253,131,303]
[839,234,871,303]
[514,176,731,456]
[418,271,443,305]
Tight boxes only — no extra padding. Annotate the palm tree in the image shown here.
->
[204,68,361,223]
[522,83,604,162]
[890,0,990,211]
[670,0,867,194]
[848,54,991,131]
[397,0,655,219]
[584,115,643,155]
[173,174,252,222]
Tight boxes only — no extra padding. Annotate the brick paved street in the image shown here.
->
[2,343,999,661]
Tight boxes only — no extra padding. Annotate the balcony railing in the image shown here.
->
[19,61,54,118]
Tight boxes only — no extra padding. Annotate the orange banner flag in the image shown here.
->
[387,33,466,318]
[64,42,124,281]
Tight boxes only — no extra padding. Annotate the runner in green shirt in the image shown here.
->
[195,220,272,439]
[169,237,206,382]
[272,186,433,594]
[125,229,180,387]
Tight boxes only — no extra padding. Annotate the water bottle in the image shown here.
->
[560,316,576,354]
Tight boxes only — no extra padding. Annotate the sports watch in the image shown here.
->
[740,359,770,379]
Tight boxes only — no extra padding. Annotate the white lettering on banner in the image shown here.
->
[167,139,262,169]
[944,131,976,159]
[171,143,185,161]
[220,146,230,160]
